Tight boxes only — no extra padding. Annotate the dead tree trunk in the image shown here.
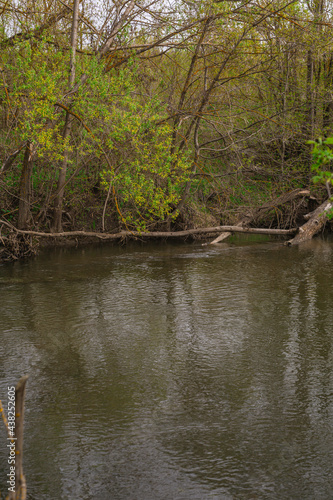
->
[17,141,34,230]
[287,199,333,246]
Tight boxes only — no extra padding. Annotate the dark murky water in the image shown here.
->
[1,236,333,499]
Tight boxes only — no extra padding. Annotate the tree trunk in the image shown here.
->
[52,113,72,232]
[52,0,79,232]
[17,141,34,230]
[306,49,315,139]
[323,52,333,135]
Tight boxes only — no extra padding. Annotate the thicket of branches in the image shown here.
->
[0,0,332,236]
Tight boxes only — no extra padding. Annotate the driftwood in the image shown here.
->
[208,223,240,244]
[0,219,297,241]
[210,188,310,244]
[287,199,333,246]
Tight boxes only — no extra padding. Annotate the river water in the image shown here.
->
[0,236,333,499]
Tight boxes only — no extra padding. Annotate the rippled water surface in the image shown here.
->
[1,236,333,499]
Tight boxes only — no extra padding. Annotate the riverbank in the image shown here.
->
[1,185,332,264]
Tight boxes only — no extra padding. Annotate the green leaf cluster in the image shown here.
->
[307,138,333,190]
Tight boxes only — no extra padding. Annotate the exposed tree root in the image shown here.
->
[0,229,38,262]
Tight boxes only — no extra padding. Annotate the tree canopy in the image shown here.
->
[1,0,332,239]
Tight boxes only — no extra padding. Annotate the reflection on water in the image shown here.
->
[1,236,333,499]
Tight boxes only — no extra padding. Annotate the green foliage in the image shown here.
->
[1,36,192,231]
[71,60,192,230]
[5,39,69,161]
[307,137,333,191]
[307,137,333,219]
[3,0,332,236]
[101,117,191,230]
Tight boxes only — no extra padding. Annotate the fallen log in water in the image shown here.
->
[0,219,297,241]
[286,199,333,246]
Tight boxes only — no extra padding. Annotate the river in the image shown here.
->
[1,236,333,499]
